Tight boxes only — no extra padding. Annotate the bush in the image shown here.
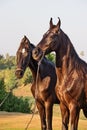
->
[0,78,33,113]
[18,68,33,86]
[0,78,7,104]
[4,68,17,91]
[1,94,32,113]
[46,53,55,63]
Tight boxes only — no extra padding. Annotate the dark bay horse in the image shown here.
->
[15,36,59,130]
[32,18,87,130]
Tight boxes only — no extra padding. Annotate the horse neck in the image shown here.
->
[28,44,38,81]
[56,30,79,77]
[28,57,38,81]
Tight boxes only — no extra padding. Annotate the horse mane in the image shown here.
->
[28,43,38,75]
[60,29,87,75]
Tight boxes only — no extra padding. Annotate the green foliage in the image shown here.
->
[4,68,17,91]
[46,53,55,63]
[0,54,15,70]
[0,68,17,91]
[0,78,33,113]
[0,55,4,60]
[0,58,6,69]
[0,78,7,104]
[17,68,33,86]
[1,94,32,113]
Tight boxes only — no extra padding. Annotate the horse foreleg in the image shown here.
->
[69,104,80,130]
[45,102,53,130]
[60,102,69,130]
[36,101,46,130]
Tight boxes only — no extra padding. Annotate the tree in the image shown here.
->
[4,68,17,91]
[18,68,33,86]
[0,78,7,105]
[0,55,4,60]
[0,78,32,113]
[0,53,15,70]
[46,53,55,63]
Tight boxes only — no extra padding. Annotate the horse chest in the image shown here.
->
[38,76,51,99]
[56,71,84,105]
[31,83,47,102]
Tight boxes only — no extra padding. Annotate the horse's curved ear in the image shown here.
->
[49,17,53,28]
[57,17,61,29]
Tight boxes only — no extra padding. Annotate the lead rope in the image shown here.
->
[25,52,45,130]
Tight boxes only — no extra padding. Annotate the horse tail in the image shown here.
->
[83,107,87,118]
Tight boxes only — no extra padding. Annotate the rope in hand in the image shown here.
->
[25,52,45,130]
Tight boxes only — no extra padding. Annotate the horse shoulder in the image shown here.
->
[39,76,51,91]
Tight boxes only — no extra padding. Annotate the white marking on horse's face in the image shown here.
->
[22,48,26,54]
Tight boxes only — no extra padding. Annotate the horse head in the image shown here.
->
[15,36,31,78]
[32,17,61,61]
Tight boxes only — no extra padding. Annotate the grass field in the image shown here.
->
[0,106,87,130]
[0,84,87,130]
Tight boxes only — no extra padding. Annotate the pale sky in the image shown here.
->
[0,0,87,61]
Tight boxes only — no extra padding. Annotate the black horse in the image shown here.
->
[15,36,59,130]
[32,18,87,130]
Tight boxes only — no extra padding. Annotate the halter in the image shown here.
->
[16,67,24,73]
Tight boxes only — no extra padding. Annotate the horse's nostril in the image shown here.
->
[15,69,24,78]
[20,71,23,76]
[32,47,43,61]
[32,49,38,58]
[36,50,39,55]
[34,49,39,55]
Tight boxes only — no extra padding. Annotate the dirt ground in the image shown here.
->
[0,111,87,130]
[0,111,62,130]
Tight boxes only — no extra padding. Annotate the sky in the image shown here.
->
[0,0,87,61]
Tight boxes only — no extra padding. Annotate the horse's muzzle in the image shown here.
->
[32,47,43,61]
[15,68,24,79]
